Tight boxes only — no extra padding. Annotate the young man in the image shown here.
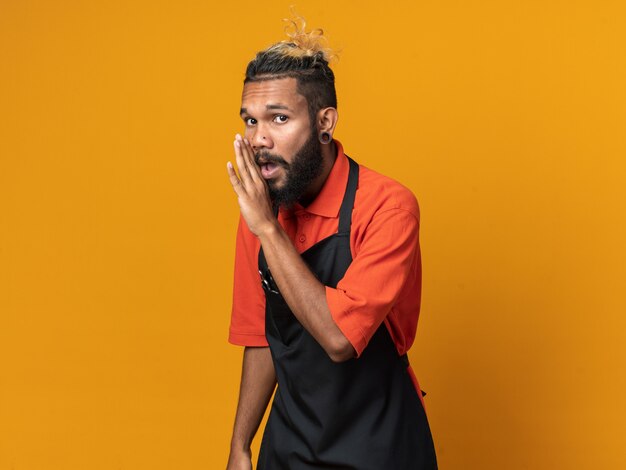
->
[226,21,437,470]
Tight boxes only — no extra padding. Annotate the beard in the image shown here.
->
[255,128,324,208]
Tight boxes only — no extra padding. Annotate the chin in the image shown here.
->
[268,178,286,191]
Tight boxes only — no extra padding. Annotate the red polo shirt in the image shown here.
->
[229,140,423,363]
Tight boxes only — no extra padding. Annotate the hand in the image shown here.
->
[226,448,253,470]
[227,134,277,237]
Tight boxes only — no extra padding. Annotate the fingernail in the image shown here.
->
[243,138,249,145]
[235,134,242,141]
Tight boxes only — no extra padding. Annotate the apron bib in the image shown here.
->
[257,157,437,469]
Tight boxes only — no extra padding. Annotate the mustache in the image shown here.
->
[255,152,289,168]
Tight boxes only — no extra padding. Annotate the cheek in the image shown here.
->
[277,124,311,154]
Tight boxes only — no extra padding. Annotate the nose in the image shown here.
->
[249,124,273,152]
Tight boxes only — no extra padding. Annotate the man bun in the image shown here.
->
[244,13,339,123]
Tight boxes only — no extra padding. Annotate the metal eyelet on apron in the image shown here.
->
[259,269,279,294]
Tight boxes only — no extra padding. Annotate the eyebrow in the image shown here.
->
[240,104,292,115]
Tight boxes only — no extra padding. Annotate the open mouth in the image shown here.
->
[259,161,281,179]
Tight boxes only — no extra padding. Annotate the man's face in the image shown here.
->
[240,77,323,206]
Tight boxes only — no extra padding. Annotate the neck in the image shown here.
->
[299,140,338,207]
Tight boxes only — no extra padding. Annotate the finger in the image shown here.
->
[242,138,264,185]
[238,135,265,192]
[234,138,251,185]
[240,136,254,165]
[235,135,255,180]
[237,134,257,178]
[226,161,245,196]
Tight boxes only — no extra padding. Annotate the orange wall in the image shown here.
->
[1,1,625,468]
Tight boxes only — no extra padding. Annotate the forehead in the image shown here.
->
[241,77,307,111]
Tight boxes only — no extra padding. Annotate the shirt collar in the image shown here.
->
[279,139,349,219]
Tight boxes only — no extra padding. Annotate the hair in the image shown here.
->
[244,15,338,125]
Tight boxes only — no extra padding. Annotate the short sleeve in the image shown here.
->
[325,208,420,357]
[228,215,268,346]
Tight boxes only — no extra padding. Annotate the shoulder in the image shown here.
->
[349,163,421,253]
[355,164,420,222]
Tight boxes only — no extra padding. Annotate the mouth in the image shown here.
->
[257,159,283,180]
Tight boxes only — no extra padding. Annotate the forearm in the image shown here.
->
[258,222,355,362]
[227,135,354,362]
[229,346,276,455]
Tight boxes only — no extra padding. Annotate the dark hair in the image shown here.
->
[244,33,337,125]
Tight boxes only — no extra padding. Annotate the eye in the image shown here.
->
[273,114,289,123]
[244,117,257,126]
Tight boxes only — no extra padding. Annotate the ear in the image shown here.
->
[315,107,338,136]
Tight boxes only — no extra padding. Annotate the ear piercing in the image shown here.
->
[319,132,332,144]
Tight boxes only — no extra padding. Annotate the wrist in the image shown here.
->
[229,440,252,456]
[257,218,281,241]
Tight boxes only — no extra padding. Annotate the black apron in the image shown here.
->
[257,157,437,469]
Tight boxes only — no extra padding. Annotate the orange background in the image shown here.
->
[1,1,625,468]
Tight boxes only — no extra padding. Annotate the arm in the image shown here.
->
[227,135,355,362]
[258,225,356,362]
[227,346,276,470]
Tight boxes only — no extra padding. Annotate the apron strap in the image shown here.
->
[338,156,359,234]
[401,353,427,397]
[400,353,410,367]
